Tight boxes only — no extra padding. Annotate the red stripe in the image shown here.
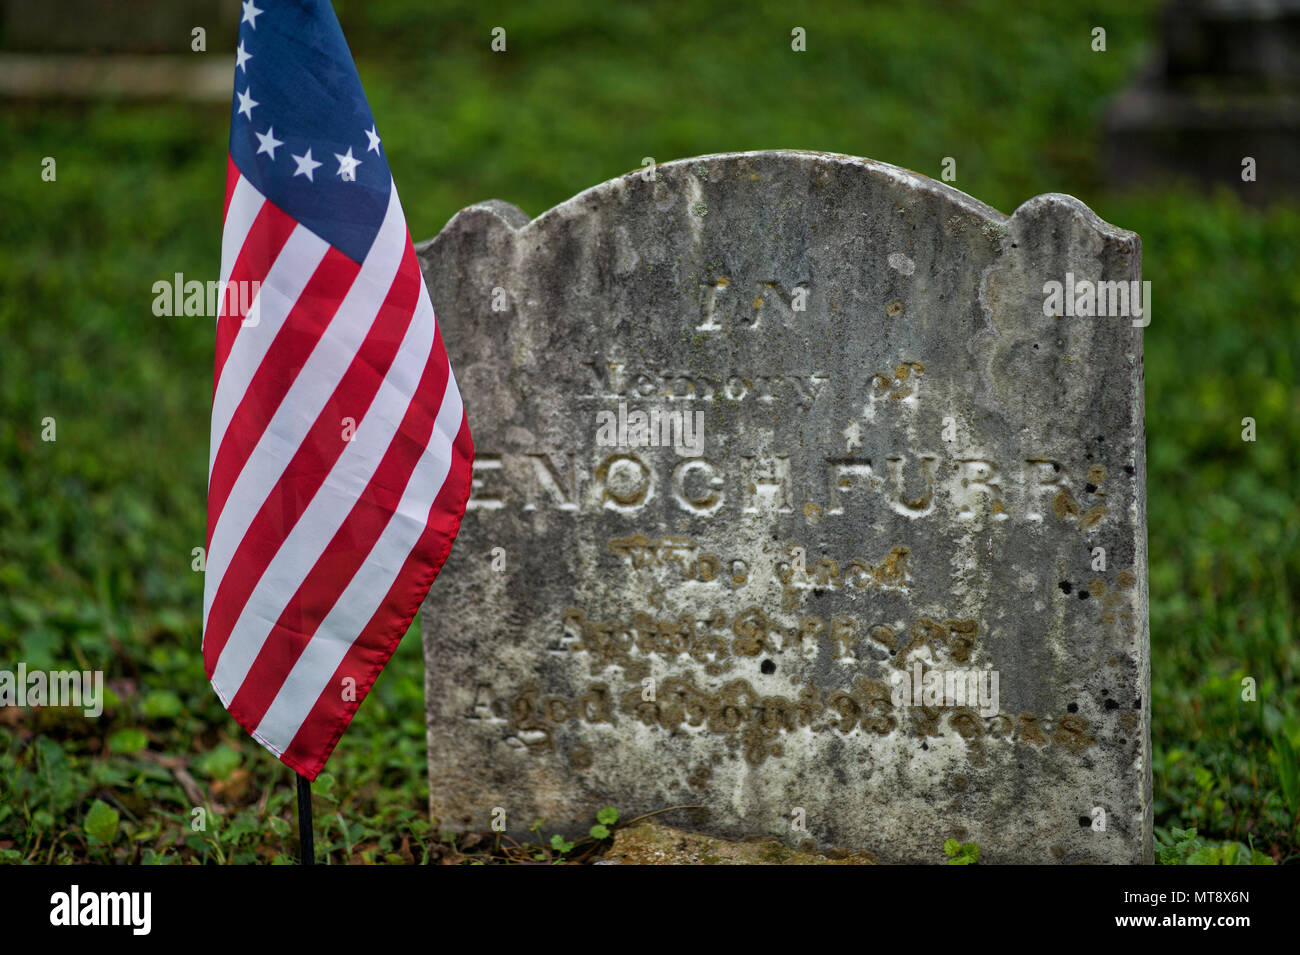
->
[212,200,298,390]
[223,154,239,220]
[205,246,360,544]
[202,238,424,673]
[225,321,453,730]
[281,412,475,779]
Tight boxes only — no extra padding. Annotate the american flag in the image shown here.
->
[203,0,474,779]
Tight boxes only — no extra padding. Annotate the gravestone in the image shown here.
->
[1105,0,1300,202]
[0,0,237,100]
[417,150,1151,864]
[1,0,238,54]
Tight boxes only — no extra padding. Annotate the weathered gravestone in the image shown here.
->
[417,151,1151,864]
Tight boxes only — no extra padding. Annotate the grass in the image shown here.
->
[0,0,1297,863]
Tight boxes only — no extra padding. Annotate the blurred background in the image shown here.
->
[0,0,1296,863]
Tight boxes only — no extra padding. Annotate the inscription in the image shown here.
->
[482,675,1097,766]
[468,451,1116,528]
[604,535,912,593]
[777,545,911,592]
[608,535,750,586]
[557,609,981,671]
[581,360,829,409]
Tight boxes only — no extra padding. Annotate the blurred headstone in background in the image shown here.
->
[1105,0,1300,202]
[0,0,238,99]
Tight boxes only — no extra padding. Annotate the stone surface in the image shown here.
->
[602,822,877,865]
[418,150,1151,864]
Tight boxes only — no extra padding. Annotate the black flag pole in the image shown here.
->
[296,773,315,865]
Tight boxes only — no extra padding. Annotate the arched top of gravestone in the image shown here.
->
[416,150,1139,268]
[415,149,1143,443]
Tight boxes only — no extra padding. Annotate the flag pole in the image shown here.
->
[296,773,315,865]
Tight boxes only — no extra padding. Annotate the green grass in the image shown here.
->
[1,0,1297,863]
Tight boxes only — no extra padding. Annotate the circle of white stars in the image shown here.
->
[233,2,383,187]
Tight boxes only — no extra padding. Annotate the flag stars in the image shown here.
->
[236,87,258,120]
[235,40,252,72]
[241,1,264,29]
[255,126,283,160]
[335,146,362,181]
[365,125,381,155]
[292,148,322,181]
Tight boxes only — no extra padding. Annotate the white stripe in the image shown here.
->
[202,186,407,631]
[220,175,263,287]
[253,351,464,755]
[209,286,438,699]
[208,225,331,477]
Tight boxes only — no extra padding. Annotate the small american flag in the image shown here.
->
[203,0,474,779]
